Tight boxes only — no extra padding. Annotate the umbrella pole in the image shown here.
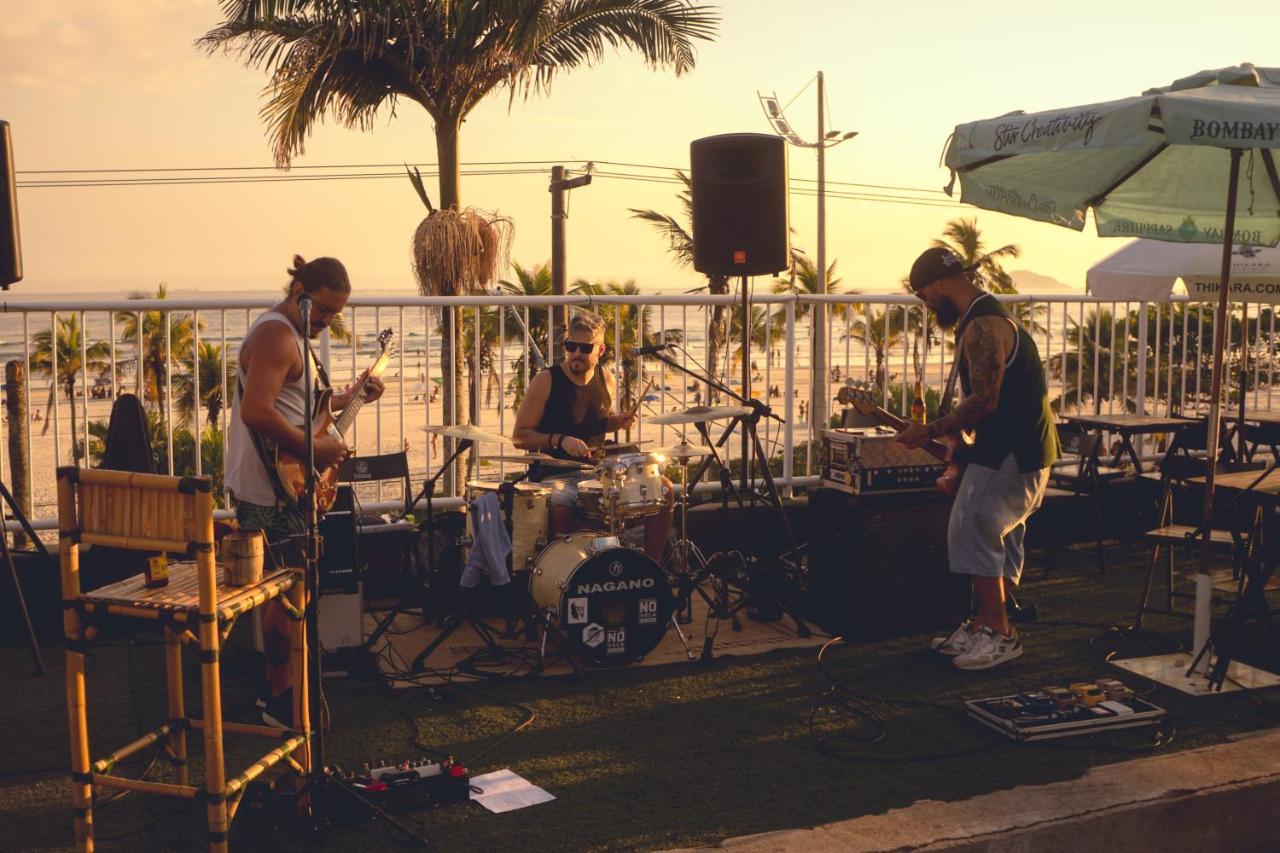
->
[1194,147,1244,674]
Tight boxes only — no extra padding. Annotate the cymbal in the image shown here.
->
[653,441,714,459]
[648,405,751,426]
[421,423,513,445]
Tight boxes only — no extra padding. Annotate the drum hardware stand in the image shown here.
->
[363,439,472,651]
[294,294,427,845]
[645,339,810,641]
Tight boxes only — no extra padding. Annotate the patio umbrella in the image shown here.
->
[942,63,1280,688]
[1088,238,1280,456]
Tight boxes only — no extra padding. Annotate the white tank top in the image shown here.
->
[224,311,316,506]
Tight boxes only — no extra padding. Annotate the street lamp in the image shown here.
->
[759,71,856,437]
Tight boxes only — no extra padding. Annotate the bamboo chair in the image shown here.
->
[57,467,309,852]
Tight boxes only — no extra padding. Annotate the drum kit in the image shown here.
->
[410,406,743,669]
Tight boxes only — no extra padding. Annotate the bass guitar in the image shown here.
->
[275,327,396,513]
[835,382,970,495]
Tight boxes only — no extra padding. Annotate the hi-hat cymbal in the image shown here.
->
[422,423,513,445]
[648,405,751,426]
[654,441,714,459]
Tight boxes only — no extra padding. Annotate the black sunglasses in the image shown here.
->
[563,340,596,354]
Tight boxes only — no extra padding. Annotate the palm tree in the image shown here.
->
[176,341,237,428]
[629,171,731,393]
[933,217,1020,293]
[201,1,719,210]
[843,307,908,390]
[570,279,682,418]
[498,261,554,406]
[115,284,196,409]
[30,314,111,462]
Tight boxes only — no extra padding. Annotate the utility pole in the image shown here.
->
[758,75,856,440]
[814,71,828,435]
[549,165,592,347]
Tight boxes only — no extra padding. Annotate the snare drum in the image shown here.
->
[576,478,606,525]
[464,480,550,572]
[529,531,674,665]
[598,452,668,518]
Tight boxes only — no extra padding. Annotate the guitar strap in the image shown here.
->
[938,351,962,419]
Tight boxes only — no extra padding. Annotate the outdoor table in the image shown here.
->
[1061,413,1197,474]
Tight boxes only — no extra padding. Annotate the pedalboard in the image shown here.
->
[966,678,1165,742]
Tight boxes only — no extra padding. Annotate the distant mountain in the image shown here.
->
[1009,269,1082,293]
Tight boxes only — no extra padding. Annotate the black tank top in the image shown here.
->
[955,295,1060,473]
[530,364,611,481]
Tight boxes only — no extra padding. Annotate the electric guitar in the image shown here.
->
[275,328,396,513]
[835,382,970,495]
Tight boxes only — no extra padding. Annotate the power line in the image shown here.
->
[17,161,966,209]
[16,159,567,175]
[19,157,950,196]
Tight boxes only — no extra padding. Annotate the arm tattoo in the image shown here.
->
[927,317,1006,439]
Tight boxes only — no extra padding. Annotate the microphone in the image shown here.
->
[298,293,313,328]
[624,342,675,358]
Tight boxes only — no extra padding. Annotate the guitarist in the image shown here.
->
[225,255,383,725]
[895,248,1058,671]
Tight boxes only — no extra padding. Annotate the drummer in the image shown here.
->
[513,310,673,561]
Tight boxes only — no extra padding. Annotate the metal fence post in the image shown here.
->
[783,299,796,497]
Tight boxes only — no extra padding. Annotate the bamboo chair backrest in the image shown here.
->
[57,467,214,555]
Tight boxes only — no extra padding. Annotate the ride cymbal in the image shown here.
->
[648,405,751,426]
[422,423,514,445]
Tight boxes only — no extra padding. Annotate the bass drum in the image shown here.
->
[529,532,674,666]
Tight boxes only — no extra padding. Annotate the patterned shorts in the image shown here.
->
[233,499,305,563]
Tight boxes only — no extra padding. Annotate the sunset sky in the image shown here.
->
[3,1,1277,297]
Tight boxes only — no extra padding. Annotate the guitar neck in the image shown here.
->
[863,406,950,463]
[332,349,392,437]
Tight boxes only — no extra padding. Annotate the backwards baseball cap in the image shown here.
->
[908,247,972,292]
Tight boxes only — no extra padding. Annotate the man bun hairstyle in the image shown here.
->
[567,310,605,340]
[287,254,351,295]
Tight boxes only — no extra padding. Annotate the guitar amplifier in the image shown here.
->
[821,428,948,495]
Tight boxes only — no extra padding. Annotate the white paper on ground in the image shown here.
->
[469,769,555,814]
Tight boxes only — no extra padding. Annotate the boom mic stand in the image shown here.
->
[364,438,472,649]
[295,295,426,845]
[641,274,809,639]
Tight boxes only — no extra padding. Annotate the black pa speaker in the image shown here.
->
[690,133,788,276]
[805,488,969,635]
[0,121,20,288]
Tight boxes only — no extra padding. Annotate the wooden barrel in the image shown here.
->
[222,531,264,586]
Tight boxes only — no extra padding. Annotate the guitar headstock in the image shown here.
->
[835,380,882,415]
[376,327,396,356]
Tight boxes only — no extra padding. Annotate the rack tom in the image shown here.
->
[597,452,668,518]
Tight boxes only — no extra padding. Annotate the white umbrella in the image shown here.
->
[1088,239,1280,300]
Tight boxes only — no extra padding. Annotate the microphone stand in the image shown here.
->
[640,333,810,641]
[295,294,426,845]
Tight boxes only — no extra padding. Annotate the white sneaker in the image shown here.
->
[930,618,975,656]
[953,626,1023,671]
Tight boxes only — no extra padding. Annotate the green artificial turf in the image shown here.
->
[2,543,1278,852]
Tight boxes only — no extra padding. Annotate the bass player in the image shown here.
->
[894,247,1058,671]
[225,254,383,725]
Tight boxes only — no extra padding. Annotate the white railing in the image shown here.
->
[0,290,1274,528]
